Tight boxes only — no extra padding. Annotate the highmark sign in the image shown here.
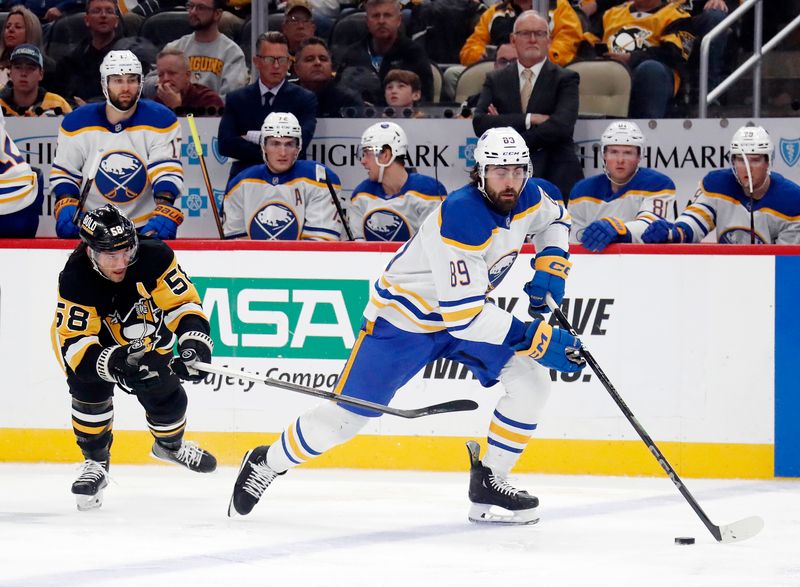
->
[194,277,370,359]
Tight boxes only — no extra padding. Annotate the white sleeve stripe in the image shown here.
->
[65,336,99,366]
[164,303,203,325]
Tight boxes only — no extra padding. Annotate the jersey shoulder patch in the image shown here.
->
[439,186,496,248]
[530,177,563,202]
[351,179,381,201]
[701,169,739,195]
[129,100,179,130]
[633,167,676,191]
[60,103,108,134]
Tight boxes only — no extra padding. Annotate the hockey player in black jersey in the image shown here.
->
[52,204,217,511]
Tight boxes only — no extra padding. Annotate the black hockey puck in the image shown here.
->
[674,537,695,545]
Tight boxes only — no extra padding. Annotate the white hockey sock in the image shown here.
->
[267,402,370,472]
[483,355,552,477]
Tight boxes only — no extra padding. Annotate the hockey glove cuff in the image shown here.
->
[512,320,585,373]
[171,331,213,382]
[97,345,161,393]
[55,197,80,238]
[140,205,184,240]
[580,217,630,252]
[524,247,571,314]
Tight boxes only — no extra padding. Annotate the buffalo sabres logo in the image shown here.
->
[250,202,300,240]
[719,228,766,245]
[364,209,411,241]
[95,150,148,203]
[608,27,652,54]
[487,251,518,291]
[779,138,800,167]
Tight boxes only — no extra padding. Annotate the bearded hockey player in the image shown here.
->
[569,120,676,251]
[222,111,344,240]
[52,51,184,240]
[643,126,800,245]
[226,127,585,524]
[349,121,446,241]
[52,205,216,511]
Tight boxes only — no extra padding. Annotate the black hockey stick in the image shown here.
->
[71,150,103,225]
[192,361,478,419]
[325,174,354,241]
[545,294,764,544]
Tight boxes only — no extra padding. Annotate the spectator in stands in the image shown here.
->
[473,10,582,198]
[53,0,120,105]
[569,121,676,251]
[382,69,424,117]
[583,0,695,118]
[281,0,317,59]
[680,0,739,96]
[293,37,363,118]
[0,110,41,237]
[218,31,317,186]
[349,121,446,241]
[154,47,224,116]
[335,0,433,105]
[0,45,71,117]
[460,43,518,114]
[0,6,43,88]
[163,0,248,98]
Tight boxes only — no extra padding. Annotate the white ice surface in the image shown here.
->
[0,464,796,587]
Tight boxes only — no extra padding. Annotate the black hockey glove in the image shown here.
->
[97,345,161,393]
[171,332,213,382]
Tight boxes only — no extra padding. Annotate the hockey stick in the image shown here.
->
[192,361,478,419]
[545,294,764,544]
[325,174,354,241]
[71,150,103,225]
[186,114,225,239]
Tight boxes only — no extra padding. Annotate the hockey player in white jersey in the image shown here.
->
[569,121,676,252]
[0,108,40,237]
[349,121,447,241]
[222,112,344,240]
[227,127,585,524]
[52,50,184,240]
[642,125,800,244]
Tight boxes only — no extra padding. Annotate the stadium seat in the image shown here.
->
[45,12,89,63]
[240,17,252,66]
[121,12,145,37]
[329,11,367,65]
[430,63,442,104]
[453,61,493,104]
[566,60,632,118]
[139,11,192,49]
[219,11,244,41]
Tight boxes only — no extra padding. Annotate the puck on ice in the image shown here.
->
[674,537,695,545]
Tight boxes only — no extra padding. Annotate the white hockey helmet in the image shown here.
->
[261,112,303,151]
[359,122,408,183]
[730,125,773,192]
[601,120,645,152]
[473,127,532,194]
[100,50,143,111]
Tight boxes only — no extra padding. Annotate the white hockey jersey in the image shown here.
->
[349,172,446,241]
[0,128,37,215]
[364,178,570,344]
[50,100,183,227]
[677,169,800,244]
[223,159,344,241]
[568,167,676,243]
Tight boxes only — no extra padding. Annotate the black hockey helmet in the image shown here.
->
[80,204,138,253]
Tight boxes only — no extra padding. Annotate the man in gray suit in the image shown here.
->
[473,10,582,199]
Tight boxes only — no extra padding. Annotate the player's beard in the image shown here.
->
[109,92,138,112]
[486,186,520,213]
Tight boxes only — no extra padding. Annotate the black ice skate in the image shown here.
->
[228,445,282,517]
[71,459,109,511]
[466,440,539,525]
[151,440,217,473]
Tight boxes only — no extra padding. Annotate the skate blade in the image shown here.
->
[75,490,104,512]
[227,448,255,518]
[468,503,540,525]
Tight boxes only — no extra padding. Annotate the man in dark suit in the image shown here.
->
[473,10,582,199]
[218,31,318,185]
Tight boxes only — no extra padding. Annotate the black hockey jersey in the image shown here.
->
[52,237,209,383]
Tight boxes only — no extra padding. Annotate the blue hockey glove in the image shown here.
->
[641,219,689,243]
[140,204,184,240]
[54,197,80,238]
[524,247,571,314]
[170,332,213,383]
[512,319,585,373]
[580,217,631,252]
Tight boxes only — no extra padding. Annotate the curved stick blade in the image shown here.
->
[718,516,764,543]
[412,399,479,417]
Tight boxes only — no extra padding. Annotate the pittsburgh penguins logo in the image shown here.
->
[364,209,411,241]
[487,251,518,291]
[608,27,652,54]
[95,151,148,203]
[718,228,766,245]
[250,202,300,240]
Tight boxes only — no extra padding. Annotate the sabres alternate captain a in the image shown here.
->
[52,205,217,511]
[227,127,586,524]
[52,51,185,240]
